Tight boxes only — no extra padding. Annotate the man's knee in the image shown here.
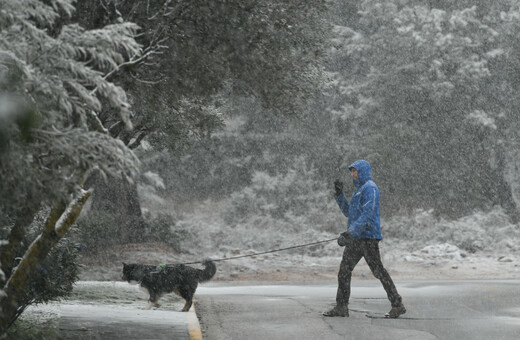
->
[371,267,383,279]
[338,266,352,278]
[338,265,353,280]
[369,264,388,280]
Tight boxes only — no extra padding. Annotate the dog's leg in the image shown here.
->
[142,291,158,310]
[153,295,162,308]
[180,288,194,312]
[142,301,153,310]
[181,298,192,312]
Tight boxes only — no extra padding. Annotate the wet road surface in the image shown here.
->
[195,280,520,340]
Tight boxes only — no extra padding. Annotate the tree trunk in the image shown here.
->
[0,190,90,334]
[0,204,39,278]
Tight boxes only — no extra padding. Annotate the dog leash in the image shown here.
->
[173,238,337,265]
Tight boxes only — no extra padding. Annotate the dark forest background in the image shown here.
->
[140,0,520,222]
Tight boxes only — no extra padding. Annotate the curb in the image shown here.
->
[188,305,203,340]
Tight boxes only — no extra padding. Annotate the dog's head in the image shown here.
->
[122,263,146,283]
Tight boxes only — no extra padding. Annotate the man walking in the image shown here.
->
[323,160,406,318]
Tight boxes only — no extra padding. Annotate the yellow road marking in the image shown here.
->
[188,304,203,340]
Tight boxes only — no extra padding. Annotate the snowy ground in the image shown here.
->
[77,240,520,283]
[13,226,520,338]
[78,203,520,282]
[11,282,188,340]
[11,205,520,338]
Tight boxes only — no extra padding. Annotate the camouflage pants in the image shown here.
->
[336,239,402,308]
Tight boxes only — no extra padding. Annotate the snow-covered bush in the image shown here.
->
[384,207,520,253]
[73,212,124,253]
[0,213,80,323]
[142,212,187,252]
[220,159,344,251]
[23,239,80,304]
[73,211,186,252]
[403,243,466,263]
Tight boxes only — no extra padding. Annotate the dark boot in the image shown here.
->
[385,305,406,318]
[323,305,349,317]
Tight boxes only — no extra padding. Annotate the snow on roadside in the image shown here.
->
[17,281,187,339]
[384,207,520,254]
[403,243,465,263]
[77,203,520,281]
[172,203,520,267]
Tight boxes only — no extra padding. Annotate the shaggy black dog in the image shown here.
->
[122,260,216,311]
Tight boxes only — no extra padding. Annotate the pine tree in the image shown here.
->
[0,0,141,332]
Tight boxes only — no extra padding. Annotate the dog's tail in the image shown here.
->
[198,259,216,282]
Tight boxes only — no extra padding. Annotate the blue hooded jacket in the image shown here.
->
[334,160,382,240]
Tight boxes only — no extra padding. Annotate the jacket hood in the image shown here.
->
[348,160,372,188]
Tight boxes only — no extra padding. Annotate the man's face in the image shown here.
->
[350,168,359,180]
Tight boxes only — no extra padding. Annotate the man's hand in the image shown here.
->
[337,231,352,247]
[334,180,343,196]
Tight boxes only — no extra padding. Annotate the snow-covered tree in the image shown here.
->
[71,0,331,242]
[0,0,141,332]
[331,0,520,218]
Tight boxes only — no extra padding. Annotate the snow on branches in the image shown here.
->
[0,0,141,210]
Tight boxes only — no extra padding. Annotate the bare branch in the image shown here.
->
[108,120,125,138]
[128,131,148,149]
[87,110,109,134]
[89,47,162,97]
[129,73,165,85]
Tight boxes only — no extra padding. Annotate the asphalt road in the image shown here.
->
[195,280,520,340]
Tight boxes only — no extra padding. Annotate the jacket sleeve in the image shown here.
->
[334,192,349,217]
[349,186,378,238]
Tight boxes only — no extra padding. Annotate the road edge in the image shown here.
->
[188,304,203,340]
